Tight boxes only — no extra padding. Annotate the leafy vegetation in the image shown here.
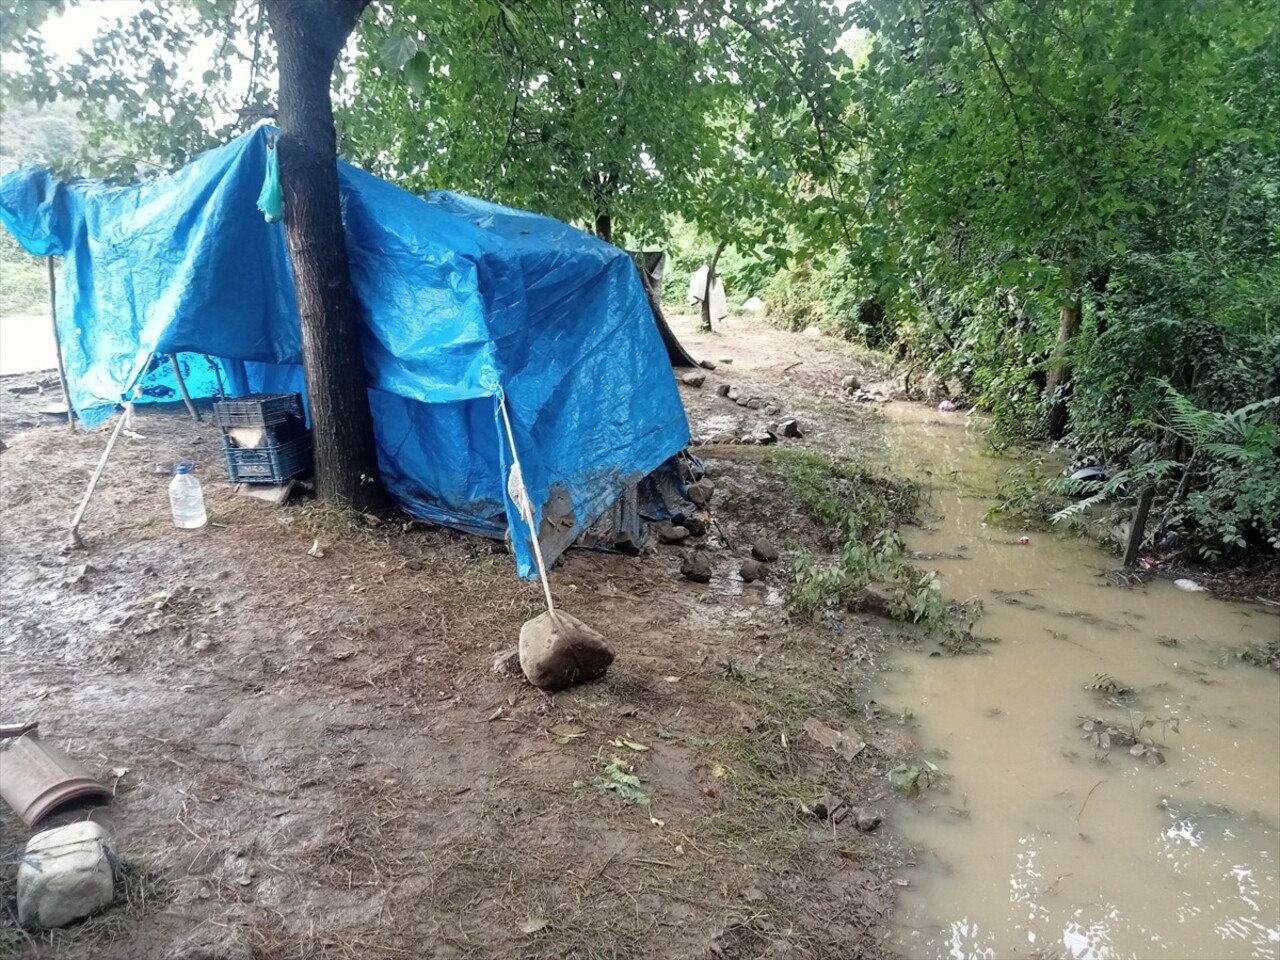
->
[587,756,651,807]
[765,449,921,537]
[1053,381,1280,558]
[0,229,46,314]
[767,449,983,647]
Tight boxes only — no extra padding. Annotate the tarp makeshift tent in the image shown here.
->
[0,126,692,577]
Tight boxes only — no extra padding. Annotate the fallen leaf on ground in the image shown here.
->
[609,738,649,751]
[549,724,586,744]
[518,918,548,935]
[804,718,866,761]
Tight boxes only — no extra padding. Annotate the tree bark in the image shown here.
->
[594,212,612,245]
[1123,486,1156,568]
[46,257,74,431]
[265,0,382,511]
[700,239,727,333]
[1041,295,1082,441]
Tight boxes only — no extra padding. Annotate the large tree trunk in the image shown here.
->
[594,212,612,245]
[700,239,727,333]
[1041,295,1082,441]
[266,0,382,511]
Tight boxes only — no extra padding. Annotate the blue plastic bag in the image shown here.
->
[256,138,283,222]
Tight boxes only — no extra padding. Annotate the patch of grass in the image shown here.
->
[764,448,921,538]
[766,450,986,648]
[0,234,47,315]
[984,461,1070,530]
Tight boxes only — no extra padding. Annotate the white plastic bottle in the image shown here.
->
[169,464,208,529]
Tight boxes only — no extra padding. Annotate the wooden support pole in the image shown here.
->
[46,257,74,431]
[169,354,202,421]
[66,410,129,549]
[1123,486,1156,568]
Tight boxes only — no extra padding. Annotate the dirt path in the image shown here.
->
[0,315,909,960]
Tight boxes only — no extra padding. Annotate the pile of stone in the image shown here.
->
[840,375,887,404]
[713,383,781,416]
[739,536,780,583]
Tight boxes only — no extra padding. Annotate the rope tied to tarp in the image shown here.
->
[498,391,557,618]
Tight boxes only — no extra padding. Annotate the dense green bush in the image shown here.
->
[1055,383,1280,559]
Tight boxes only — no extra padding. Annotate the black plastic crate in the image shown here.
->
[213,393,305,429]
[221,433,313,483]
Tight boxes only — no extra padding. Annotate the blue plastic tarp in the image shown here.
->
[0,126,690,576]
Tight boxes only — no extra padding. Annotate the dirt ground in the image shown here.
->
[0,314,915,960]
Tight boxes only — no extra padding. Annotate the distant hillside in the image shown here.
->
[0,101,83,313]
[0,99,84,171]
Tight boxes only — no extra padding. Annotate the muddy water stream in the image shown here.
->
[874,403,1280,960]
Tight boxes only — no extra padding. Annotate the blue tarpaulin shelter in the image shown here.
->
[0,126,691,576]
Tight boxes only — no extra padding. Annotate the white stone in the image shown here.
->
[18,821,114,928]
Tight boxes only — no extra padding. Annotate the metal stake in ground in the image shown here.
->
[46,257,74,432]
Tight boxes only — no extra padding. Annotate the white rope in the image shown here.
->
[498,392,557,618]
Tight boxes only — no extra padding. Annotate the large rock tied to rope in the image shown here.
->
[519,611,615,690]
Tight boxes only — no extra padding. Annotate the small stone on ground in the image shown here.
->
[739,558,767,582]
[848,583,895,617]
[656,522,691,544]
[680,515,707,537]
[680,552,713,583]
[681,372,706,388]
[780,419,803,438]
[751,537,780,563]
[853,808,882,832]
[687,479,715,506]
[715,384,731,397]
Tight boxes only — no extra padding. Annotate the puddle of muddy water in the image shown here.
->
[874,403,1280,960]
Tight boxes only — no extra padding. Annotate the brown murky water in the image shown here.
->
[875,403,1280,960]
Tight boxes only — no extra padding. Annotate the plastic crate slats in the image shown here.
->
[212,393,304,428]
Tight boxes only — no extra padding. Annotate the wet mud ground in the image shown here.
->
[0,316,915,959]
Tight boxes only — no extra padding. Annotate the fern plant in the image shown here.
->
[1052,380,1280,557]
